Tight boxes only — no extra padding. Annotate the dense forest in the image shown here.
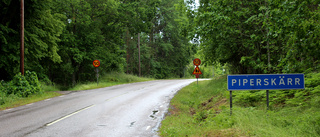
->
[0,0,196,86]
[194,0,320,74]
[1,0,320,86]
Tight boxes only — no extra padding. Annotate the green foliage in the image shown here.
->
[9,73,33,97]
[124,0,196,79]
[160,77,230,136]
[25,71,42,94]
[0,70,58,107]
[0,0,65,80]
[0,81,6,105]
[0,91,60,110]
[1,0,196,85]
[0,71,42,99]
[230,72,320,136]
[195,0,320,74]
[40,82,60,92]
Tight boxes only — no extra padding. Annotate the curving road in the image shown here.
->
[0,79,204,137]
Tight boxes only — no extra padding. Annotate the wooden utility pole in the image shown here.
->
[138,33,141,77]
[20,0,24,75]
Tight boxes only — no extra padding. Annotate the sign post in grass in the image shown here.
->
[227,74,305,115]
[93,60,101,86]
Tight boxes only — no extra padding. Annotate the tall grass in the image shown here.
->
[231,106,320,137]
[41,82,61,92]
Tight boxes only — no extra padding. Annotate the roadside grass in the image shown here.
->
[159,75,320,137]
[0,91,61,110]
[41,82,61,92]
[0,72,154,110]
[231,106,320,137]
[69,72,154,91]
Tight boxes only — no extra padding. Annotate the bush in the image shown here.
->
[25,71,42,94]
[3,71,42,98]
[9,72,32,97]
[0,80,8,105]
[0,83,4,105]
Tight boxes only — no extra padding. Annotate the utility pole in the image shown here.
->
[20,0,24,75]
[138,33,141,77]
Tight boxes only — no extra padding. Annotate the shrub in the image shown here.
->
[25,71,42,94]
[0,80,4,93]
[4,71,42,98]
[0,81,5,105]
[0,80,10,105]
[9,72,32,97]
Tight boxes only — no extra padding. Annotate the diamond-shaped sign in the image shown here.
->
[192,66,202,75]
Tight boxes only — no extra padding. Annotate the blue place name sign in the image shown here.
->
[228,74,305,90]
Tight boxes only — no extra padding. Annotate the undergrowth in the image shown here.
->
[0,71,60,110]
[0,72,153,110]
[69,72,153,91]
[0,71,44,106]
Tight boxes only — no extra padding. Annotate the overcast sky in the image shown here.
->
[195,0,200,7]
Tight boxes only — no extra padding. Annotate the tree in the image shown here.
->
[195,0,320,74]
[0,0,64,80]
[50,0,126,86]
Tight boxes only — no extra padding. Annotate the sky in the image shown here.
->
[195,0,200,7]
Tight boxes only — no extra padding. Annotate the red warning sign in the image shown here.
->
[93,60,100,67]
[192,66,202,75]
[193,58,201,66]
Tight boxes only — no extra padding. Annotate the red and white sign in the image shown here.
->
[192,58,202,79]
[193,58,201,66]
[93,60,100,67]
[192,66,202,75]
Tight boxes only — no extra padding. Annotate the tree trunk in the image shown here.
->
[138,33,141,77]
[72,72,76,87]
[126,29,130,74]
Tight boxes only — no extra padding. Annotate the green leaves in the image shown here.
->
[0,0,197,84]
[4,71,42,97]
[195,0,320,74]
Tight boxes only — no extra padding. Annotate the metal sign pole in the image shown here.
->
[230,90,232,116]
[197,78,198,85]
[95,68,99,86]
[266,90,269,110]
[92,60,101,86]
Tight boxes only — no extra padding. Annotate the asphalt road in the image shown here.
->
[0,79,205,137]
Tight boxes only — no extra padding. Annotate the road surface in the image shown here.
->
[0,79,206,137]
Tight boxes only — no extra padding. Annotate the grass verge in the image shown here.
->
[159,75,320,137]
[69,72,154,91]
[0,72,153,110]
[0,91,61,110]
